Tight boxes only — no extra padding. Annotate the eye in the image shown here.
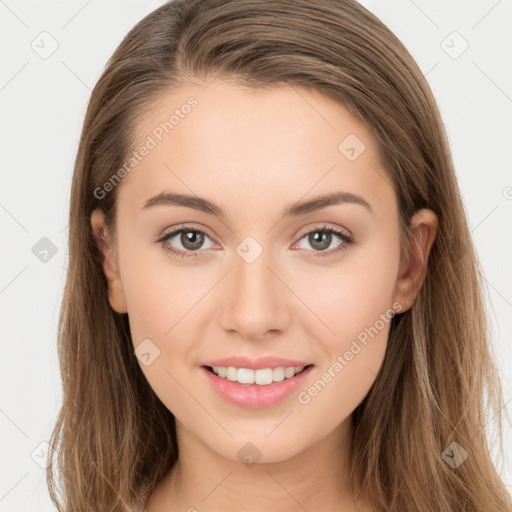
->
[293,225,355,258]
[157,223,355,259]
[156,225,216,259]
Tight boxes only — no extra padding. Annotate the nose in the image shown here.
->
[218,245,291,341]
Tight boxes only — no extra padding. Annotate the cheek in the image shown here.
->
[119,240,211,345]
[118,243,218,405]
[297,249,399,353]
[120,256,195,413]
[293,241,398,406]
[294,269,395,429]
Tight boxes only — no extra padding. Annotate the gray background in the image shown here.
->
[1,0,511,509]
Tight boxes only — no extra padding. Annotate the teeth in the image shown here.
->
[211,366,306,385]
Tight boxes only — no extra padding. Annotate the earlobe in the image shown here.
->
[393,208,439,312]
[90,208,128,314]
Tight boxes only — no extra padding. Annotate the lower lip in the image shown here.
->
[200,365,314,409]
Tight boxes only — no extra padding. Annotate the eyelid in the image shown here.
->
[157,222,353,243]
[295,222,353,241]
[157,223,216,242]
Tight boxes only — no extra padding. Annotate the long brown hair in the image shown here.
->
[47,1,512,510]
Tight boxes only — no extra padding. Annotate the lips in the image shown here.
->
[201,355,313,370]
[201,363,315,408]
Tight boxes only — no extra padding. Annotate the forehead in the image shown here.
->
[116,78,395,221]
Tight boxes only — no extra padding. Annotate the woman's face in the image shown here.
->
[92,78,430,463]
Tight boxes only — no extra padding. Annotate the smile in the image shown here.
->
[201,364,315,408]
[206,365,310,385]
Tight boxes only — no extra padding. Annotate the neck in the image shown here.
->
[147,415,370,512]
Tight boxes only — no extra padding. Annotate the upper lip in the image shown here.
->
[202,356,313,370]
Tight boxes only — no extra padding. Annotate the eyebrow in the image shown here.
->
[142,190,373,217]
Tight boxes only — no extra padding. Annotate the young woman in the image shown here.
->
[47,0,512,510]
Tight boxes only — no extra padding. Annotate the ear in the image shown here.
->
[393,208,438,313]
[90,208,128,314]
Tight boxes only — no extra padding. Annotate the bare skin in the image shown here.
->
[91,78,438,511]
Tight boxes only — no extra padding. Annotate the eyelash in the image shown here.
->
[156,224,355,259]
